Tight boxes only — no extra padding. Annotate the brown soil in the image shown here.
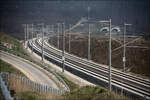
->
[49,34,150,78]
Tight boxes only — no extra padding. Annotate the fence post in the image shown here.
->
[46,85,47,93]
[0,46,70,92]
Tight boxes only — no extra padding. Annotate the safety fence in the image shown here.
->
[0,73,14,100]
[0,45,70,92]
[0,72,65,100]
[0,45,70,94]
[1,72,64,94]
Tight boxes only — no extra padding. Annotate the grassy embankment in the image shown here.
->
[57,73,132,100]
[0,59,47,100]
[0,30,46,100]
[0,29,26,75]
[0,59,24,76]
[0,29,27,55]
[0,30,60,100]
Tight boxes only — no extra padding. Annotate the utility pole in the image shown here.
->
[57,23,60,49]
[25,24,27,45]
[26,24,28,49]
[99,19,112,91]
[52,25,54,34]
[41,23,44,62]
[87,6,91,60]
[88,24,91,60]
[46,25,50,37]
[28,24,30,40]
[108,19,112,91]
[31,24,34,53]
[36,30,38,39]
[62,23,65,73]
[69,24,71,53]
[123,23,132,72]
[87,6,90,20]
[46,25,48,35]
[24,24,26,46]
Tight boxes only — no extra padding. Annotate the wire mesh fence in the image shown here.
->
[0,72,66,100]
[1,72,64,95]
[0,45,70,93]
[0,73,14,100]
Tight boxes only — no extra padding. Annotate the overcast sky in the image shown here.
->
[0,0,150,33]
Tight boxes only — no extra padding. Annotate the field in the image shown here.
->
[49,34,150,78]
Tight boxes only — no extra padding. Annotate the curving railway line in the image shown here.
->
[27,37,150,100]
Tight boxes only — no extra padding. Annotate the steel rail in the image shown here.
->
[34,39,150,93]
[43,38,150,84]
[28,39,150,100]
[42,38,150,86]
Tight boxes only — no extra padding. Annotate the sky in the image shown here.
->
[0,0,150,34]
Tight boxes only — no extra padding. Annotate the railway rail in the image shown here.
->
[27,38,150,100]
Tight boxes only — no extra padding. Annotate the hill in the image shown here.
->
[0,0,150,39]
[49,34,150,78]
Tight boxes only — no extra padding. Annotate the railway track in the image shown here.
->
[27,38,150,100]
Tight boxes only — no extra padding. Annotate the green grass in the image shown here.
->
[0,29,19,46]
[56,72,131,100]
[0,29,28,56]
[0,59,24,76]
[0,60,45,100]
[63,86,106,100]
[56,73,78,91]
[15,91,44,100]
[62,86,131,100]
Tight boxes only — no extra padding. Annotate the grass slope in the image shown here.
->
[0,29,27,55]
[57,73,132,100]
[0,59,24,76]
[0,59,51,100]
[62,86,131,100]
